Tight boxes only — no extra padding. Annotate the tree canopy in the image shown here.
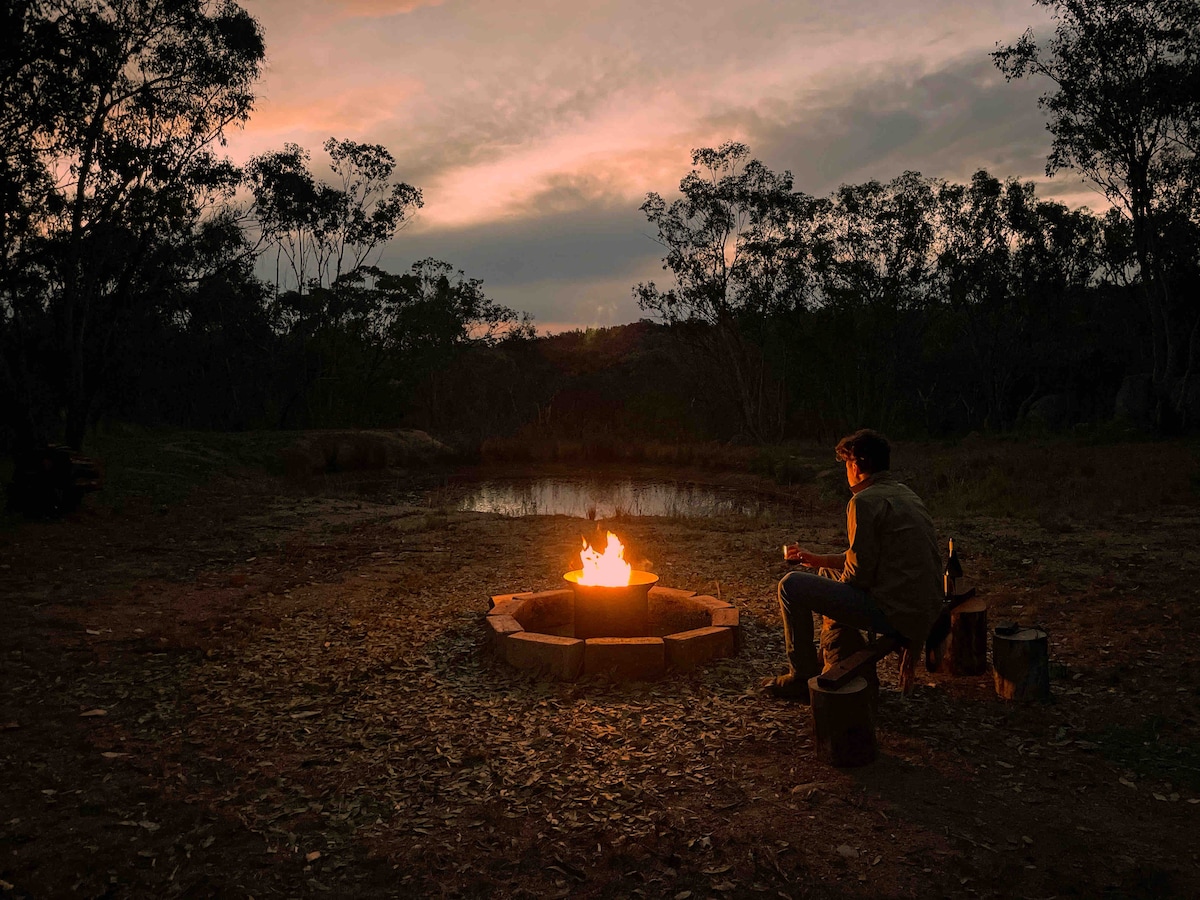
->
[1,0,266,448]
[993,0,1200,426]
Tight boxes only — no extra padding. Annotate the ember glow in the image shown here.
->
[577,531,633,587]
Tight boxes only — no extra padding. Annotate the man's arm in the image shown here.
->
[785,545,847,570]
[841,495,880,588]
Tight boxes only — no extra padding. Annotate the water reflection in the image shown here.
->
[457,477,789,519]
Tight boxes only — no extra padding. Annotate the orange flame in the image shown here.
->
[577,531,632,586]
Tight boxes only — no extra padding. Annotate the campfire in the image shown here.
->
[486,529,739,681]
[575,531,633,586]
[564,532,658,639]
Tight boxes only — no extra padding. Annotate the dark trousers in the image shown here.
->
[777,568,898,680]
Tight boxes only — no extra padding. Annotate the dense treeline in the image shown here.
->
[0,0,531,461]
[1,0,1198,476]
[628,155,1148,442]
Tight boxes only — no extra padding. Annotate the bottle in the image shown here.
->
[944,538,962,597]
[927,538,961,673]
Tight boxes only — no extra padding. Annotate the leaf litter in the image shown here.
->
[3,477,1200,898]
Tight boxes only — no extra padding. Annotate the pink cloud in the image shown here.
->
[332,0,445,18]
[219,66,425,163]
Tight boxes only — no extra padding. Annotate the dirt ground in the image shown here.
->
[2,449,1200,899]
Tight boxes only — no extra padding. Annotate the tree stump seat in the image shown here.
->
[816,633,916,695]
[992,623,1051,701]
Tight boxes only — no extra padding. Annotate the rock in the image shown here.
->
[1026,392,1074,430]
[1114,374,1155,430]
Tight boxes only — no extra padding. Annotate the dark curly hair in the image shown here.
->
[834,429,890,475]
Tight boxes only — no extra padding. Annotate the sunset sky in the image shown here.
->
[228,0,1088,332]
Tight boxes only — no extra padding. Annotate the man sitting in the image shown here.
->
[764,429,942,702]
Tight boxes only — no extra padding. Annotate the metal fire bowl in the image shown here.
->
[564,570,659,640]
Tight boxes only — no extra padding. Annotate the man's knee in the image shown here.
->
[778,571,812,613]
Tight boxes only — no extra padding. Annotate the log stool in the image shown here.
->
[992,623,1050,701]
[807,675,876,767]
[925,587,979,674]
[808,635,906,767]
[946,597,988,675]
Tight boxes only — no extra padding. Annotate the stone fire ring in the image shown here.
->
[485,586,739,681]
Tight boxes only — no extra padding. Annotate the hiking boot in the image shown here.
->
[760,673,811,703]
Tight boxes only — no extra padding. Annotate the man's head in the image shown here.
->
[835,429,890,485]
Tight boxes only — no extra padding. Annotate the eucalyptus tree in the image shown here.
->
[243,139,424,426]
[932,170,1102,429]
[994,0,1200,425]
[814,171,938,313]
[296,259,534,428]
[806,171,939,430]
[0,0,266,450]
[635,142,816,441]
[245,138,423,306]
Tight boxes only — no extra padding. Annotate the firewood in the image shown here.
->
[815,635,899,690]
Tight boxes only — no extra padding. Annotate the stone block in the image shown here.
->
[489,591,532,610]
[488,598,524,619]
[506,632,584,680]
[485,614,523,650]
[690,594,733,611]
[710,607,741,654]
[513,589,574,632]
[710,607,739,627]
[648,586,696,602]
[584,638,665,680]
[664,626,736,671]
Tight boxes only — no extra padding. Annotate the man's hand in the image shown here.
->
[783,545,846,570]
[784,544,819,567]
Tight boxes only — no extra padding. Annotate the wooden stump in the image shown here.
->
[947,598,988,676]
[808,675,877,767]
[924,638,947,673]
[992,626,1050,701]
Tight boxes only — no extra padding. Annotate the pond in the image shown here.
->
[455,476,801,520]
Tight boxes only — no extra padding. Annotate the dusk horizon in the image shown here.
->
[229,0,1091,332]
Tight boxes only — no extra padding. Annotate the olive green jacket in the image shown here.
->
[840,471,943,646]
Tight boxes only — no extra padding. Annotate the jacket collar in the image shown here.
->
[850,470,895,495]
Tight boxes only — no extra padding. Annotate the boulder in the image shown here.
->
[1114,374,1155,430]
[1026,393,1074,431]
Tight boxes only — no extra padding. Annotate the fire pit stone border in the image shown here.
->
[486,586,739,680]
